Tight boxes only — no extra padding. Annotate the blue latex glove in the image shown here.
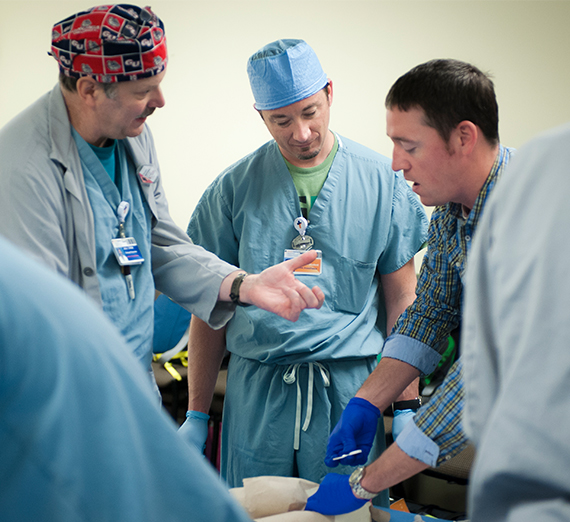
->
[391,408,417,440]
[305,473,369,515]
[178,410,209,453]
[325,397,380,467]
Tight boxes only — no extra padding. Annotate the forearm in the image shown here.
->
[360,442,429,494]
[394,377,421,402]
[187,316,227,413]
[355,357,420,413]
[381,259,417,336]
[378,261,421,403]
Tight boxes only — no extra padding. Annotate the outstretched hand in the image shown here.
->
[240,250,325,322]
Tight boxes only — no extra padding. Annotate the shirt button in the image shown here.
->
[465,235,471,242]
[83,267,95,277]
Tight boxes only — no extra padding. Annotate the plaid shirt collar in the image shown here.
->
[448,144,509,224]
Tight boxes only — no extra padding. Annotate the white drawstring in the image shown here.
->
[283,362,331,450]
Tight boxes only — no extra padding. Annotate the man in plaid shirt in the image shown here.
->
[306,58,514,514]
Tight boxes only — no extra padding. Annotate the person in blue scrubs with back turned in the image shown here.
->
[0,6,324,387]
[0,235,252,522]
[179,39,428,501]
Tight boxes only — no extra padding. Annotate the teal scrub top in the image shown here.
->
[188,134,428,364]
[72,129,155,369]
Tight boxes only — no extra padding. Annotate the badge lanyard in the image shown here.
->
[284,216,322,275]
[111,201,145,300]
[291,217,314,250]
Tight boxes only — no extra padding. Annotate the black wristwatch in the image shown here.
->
[229,272,250,307]
[392,397,422,411]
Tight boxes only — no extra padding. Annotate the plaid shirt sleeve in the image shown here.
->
[383,146,513,376]
[397,207,464,346]
[396,358,467,467]
[382,206,464,375]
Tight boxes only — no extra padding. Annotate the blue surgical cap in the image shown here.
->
[247,39,328,111]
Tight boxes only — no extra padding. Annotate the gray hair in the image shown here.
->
[59,73,119,99]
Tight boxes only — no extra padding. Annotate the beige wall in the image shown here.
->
[1,0,570,229]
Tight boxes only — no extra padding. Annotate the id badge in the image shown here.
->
[284,249,322,275]
[111,237,145,266]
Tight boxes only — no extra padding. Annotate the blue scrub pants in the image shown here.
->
[221,354,389,507]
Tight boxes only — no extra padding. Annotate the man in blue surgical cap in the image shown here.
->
[179,39,428,502]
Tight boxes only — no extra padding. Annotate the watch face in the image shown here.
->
[349,467,364,485]
[349,467,376,500]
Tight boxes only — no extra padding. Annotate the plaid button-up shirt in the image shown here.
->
[382,145,514,375]
[389,145,514,465]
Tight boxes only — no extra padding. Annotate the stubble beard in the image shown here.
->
[296,146,321,161]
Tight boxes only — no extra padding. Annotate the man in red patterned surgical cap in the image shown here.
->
[48,5,169,145]
[0,4,324,400]
[50,4,167,84]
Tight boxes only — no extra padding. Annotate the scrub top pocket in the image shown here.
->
[332,255,377,314]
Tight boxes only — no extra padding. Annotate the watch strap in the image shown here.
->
[393,398,422,411]
[349,467,377,500]
[229,272,250,306]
